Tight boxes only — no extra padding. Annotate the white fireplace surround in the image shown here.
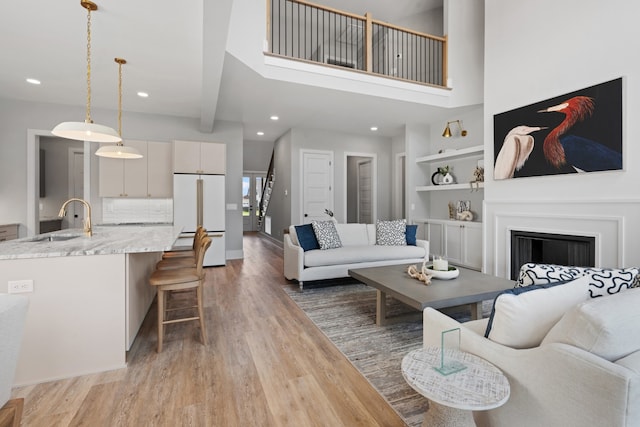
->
[483,199,640,279]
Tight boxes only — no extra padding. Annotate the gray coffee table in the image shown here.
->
[348,264,513,326]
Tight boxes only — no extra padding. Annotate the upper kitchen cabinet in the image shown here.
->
[99,140,172,198]
[173,141,226,174]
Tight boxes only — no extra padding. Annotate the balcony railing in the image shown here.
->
[267,0,447,87]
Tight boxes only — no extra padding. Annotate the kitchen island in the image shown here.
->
[0,225,181,385]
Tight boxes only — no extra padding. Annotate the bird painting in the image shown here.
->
[494,125,546,179]
[538,96,622,172]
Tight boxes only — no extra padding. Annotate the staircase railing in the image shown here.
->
[267,0,447,87]
[258,150,275,230]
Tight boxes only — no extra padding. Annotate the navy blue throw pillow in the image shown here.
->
[406,224,418,246]
[294,224,320,251]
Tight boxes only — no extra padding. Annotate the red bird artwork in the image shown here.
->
[538,96,622,172]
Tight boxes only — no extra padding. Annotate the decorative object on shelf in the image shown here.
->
[442,120,468,138]
[431,165,455,185]
[51,1,121,144]
[493,77,622,179]
[95,58,143,159]
[470,166,484,191]
[457,210,474,221]
[407,259,433,285]
[448,202,456,220]
[455,200,473,221]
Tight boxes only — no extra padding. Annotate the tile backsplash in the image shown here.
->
[102,198,173,224]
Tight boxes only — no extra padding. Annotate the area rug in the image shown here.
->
[284,282,483,427]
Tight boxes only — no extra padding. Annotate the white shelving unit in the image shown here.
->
[415,145,484,164]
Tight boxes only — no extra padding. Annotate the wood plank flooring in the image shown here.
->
[11,233,407,427]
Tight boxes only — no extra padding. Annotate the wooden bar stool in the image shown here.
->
[149,236,211,352]
[155,229,208,270]
[161,226,207,260]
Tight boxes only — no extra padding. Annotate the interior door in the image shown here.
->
[357,159,372,223]
[302,150,334,224]
[243,173,266,232]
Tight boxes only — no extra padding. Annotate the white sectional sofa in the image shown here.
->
[284,222,428,290]
[423,275,640,427]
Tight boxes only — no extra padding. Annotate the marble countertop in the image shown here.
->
[0,225,183,260]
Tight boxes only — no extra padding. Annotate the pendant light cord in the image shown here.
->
[118,61,122,137]
[85,5,93,124]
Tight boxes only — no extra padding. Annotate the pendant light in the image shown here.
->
[95,58,143,159]
[52,1,121,143]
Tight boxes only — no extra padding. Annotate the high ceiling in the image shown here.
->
[0,0,450,143]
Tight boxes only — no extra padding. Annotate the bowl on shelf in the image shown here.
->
[424,265,460,280]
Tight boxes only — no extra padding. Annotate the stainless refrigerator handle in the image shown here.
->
[196,178,203,227]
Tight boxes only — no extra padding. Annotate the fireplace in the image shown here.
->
[510,231,595,280]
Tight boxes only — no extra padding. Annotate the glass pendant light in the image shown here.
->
[52,1,121,143]
[95,58,143,159]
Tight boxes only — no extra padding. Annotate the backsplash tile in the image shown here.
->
[102,198,173,224]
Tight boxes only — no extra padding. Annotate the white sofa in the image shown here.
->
[284,223,428,290]
[422,287,640,427]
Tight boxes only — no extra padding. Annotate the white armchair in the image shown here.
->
[0,294,29,426]
[422,288,640,427]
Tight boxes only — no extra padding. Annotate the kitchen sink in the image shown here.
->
[27,234,82,243]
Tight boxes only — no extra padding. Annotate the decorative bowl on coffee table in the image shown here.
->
[424,265,460,280]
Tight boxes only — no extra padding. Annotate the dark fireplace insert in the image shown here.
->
[510,230,595,280]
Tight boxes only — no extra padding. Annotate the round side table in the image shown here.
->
[402,347,510,427]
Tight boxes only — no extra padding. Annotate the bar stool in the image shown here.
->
[155,229,208,270]
[161,226,207,260]
[149,236,211,352]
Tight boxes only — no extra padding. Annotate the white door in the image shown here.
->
[302,150,334,224]
[243,173,266,232]
[357,160,372,223]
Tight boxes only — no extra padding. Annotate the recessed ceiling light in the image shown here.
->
[370,126,378,131]
[270,115,279,121]
[137,92,149,98]
[257,131,265,136]
[26,78,41,85]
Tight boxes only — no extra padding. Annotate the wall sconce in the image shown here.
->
[442,120,468,138]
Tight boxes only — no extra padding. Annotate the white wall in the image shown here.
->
[0,98,244,257]
[483,0,640,277]
[243,139,274,171]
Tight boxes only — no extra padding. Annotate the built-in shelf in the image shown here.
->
[415,145,484,163]
[416,182,484,192]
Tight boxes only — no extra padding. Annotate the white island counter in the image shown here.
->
[0,225,182,386]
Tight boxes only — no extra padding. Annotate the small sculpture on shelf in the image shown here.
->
[470,166,484,192]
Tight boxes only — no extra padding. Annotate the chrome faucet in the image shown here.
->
[58,198,92,236]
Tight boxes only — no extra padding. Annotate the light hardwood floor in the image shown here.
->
[11,233,407,427]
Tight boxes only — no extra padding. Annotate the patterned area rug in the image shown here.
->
[284,281,480,427]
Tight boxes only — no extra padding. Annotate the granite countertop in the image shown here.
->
[0,225,183,260]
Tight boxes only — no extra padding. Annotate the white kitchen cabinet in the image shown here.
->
[173,140,226,174]
[419,219,482,270]
[147,142,173,197]
[99,140,172,198]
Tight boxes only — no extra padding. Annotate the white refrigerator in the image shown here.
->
[173,174,226,266]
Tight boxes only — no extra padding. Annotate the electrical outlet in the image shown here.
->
[8,279,34,293]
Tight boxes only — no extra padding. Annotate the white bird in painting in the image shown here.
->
[494,125,546,180]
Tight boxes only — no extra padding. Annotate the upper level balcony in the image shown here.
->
[266,0,448,88]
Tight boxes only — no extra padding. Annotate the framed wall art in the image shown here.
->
[493,77,622,180]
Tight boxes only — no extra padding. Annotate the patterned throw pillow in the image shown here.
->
[311,220,342,250]
[516,263,640,298]
[376,219,407,246]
